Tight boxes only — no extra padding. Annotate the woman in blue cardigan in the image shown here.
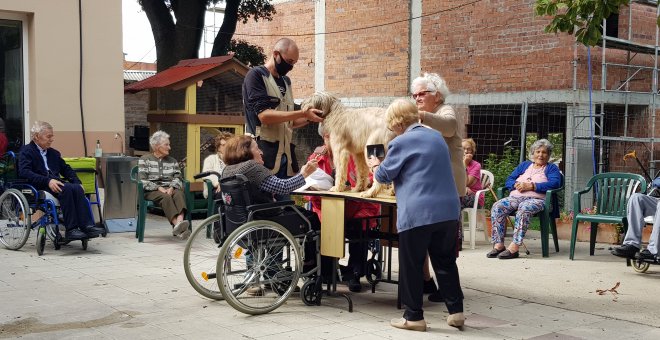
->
[488,139,562,259]
[368,99,463,331]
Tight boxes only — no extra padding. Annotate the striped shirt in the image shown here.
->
[138,153,183,191]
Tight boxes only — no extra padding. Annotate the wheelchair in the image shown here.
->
[212,173,323,315]
[0,151,96,255]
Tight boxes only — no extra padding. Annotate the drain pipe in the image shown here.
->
[78,0,88,156]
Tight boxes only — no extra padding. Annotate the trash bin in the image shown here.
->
[101,155,138,232]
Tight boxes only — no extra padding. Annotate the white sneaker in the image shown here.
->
[178,230,191,240]
[447,313,465,328]
[172,220,190,236]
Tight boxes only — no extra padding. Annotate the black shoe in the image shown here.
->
[428,291,444,303]
[80,226,101,238]
[611,244,640,259]
[65,229,87,240]
[498,249,519,259]
[636,249,658,262]
[423,278,437,294]
[486,247,505,258]
[348,277,362,292]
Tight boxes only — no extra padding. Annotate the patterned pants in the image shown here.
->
[491,196,545,245]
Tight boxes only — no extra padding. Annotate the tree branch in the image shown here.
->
[211,0,240,56]
[140,0,176,71]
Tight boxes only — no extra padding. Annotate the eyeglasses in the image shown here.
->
[412,90,432,99]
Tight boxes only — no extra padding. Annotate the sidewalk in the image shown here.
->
[1,215,659,339]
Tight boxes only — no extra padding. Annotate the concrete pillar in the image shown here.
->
[408,0,422,87]
[314,0,325,92]
[565,103,596,211]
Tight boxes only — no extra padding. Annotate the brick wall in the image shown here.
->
[124,90,150,155]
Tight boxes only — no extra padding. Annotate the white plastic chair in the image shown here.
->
[462,169,494,249]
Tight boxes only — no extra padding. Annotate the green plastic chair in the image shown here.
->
[496,174,564,258]
[130,165,192,242]
[185,179,215,219]
[63,157,103,228]
[569,172,647,260]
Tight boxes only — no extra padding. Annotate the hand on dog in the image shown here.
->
[300,159,319,178]
[304,108,324,123]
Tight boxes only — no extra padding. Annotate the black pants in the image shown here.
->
[53,183,93,231]
[399,220,464,321]
[345,219,369,277]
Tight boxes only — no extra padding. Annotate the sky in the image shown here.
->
[122,0,225,64]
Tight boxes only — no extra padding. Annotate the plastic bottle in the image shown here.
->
[94,139,102,157]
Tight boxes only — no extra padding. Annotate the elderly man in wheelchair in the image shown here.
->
[18,121,103,241]
[611,178,660,263]
[215,135,327,314]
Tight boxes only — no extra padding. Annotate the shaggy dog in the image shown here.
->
[301,91,395,197]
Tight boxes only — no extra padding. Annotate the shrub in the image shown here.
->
[483,147,520,210]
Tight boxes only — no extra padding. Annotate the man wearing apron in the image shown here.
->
[242,38,324,200]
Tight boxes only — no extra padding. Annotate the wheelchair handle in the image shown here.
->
[193,171,222,180]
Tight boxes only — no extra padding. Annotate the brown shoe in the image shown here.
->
[390,318,427,332]
[447,312,465,328]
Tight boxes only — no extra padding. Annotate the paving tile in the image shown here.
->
[527,332,585,340]
[462,313,509,330]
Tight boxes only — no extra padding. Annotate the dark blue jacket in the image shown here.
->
[505,160,562,218]
[18,141,80,191]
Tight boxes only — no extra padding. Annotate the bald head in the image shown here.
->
[274,38,298,57]
[268,37,299,77]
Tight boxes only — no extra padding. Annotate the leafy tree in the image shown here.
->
[138,0,275,71]
[534,0,631,46]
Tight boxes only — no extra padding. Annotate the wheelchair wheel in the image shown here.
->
[632,260,650,273]
[217,220,302,315]
[183,214,224,300]
[0,189,31,250]
[301,277,322,306]
[365,259,382,284]
[36,226,46,256]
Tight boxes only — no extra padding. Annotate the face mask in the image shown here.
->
[275,52,294,76]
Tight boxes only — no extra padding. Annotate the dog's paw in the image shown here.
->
[360,189,377,198]
[329,184,348,192]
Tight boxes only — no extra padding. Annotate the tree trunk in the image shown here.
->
[211,0,240,57]
[140,0,176,71]
[172,0,206,64]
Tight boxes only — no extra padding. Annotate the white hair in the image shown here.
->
[529,139,553,159]
[149,130,170,148]
[411,72,451,101]
[30,121,53,139]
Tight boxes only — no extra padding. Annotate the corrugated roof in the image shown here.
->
[124,55,245,93]
[124,70,156,82]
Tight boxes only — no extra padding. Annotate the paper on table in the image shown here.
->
[294,168,334,192]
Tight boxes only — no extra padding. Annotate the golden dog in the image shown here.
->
[301,91,395,197]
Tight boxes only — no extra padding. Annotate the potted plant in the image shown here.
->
[555,207,624,244]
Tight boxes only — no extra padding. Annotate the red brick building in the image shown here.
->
[237,0,660,201]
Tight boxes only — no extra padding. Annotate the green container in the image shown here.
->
[63,157,97,194]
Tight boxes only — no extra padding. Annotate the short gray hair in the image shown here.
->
[149,130,170,148]
[411,72,450,101]
[30,121,53,139]
[529,139,553,159]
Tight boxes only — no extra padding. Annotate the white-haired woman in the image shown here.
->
[488,139,562,259]
[411,72,465,299]
[138,130,189,239]
[368,99,464,331]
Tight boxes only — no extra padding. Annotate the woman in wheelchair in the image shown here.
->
[220,135,322,269]
[18,121,103,240]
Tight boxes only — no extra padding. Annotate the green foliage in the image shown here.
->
[229,39,266,67]
[534,0,631,46]
[483,147,521,211]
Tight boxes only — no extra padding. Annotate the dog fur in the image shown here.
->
[301,91,395,197]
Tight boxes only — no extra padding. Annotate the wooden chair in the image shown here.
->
[569,172,646,260]
[130,165,192,242]
[462,169,494,249]
[496,174,564,257]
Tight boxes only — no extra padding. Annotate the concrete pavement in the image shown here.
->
[1,214,659,339]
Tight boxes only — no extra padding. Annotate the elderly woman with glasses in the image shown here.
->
[368,99,464,331]
[138,130,190,239]
[411,72,465,299]
[488,139,562,259]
